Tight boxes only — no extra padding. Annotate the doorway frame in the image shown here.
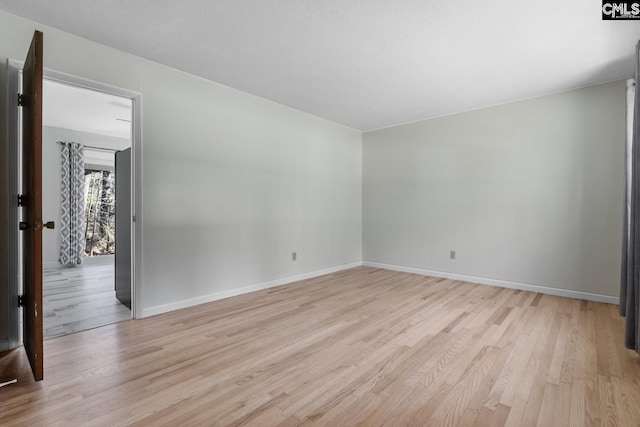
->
[6,60,143,348]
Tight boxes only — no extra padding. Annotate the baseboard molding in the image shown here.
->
[363,261,619,305]
[0,338,9,352]
[43,261,61,270]
[141,261,363,318]
[44,255,114,271]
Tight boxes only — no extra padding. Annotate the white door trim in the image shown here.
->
[6,59,22,350]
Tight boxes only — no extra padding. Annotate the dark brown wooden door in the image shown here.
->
[21,30,44,381]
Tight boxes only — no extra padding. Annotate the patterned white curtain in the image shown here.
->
[59,141,86,266]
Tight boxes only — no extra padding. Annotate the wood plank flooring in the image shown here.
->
[1,267,639,426]
[43,256,131,339]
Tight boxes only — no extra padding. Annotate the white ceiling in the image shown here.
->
[43,79,132,140]
[3,1,640,131]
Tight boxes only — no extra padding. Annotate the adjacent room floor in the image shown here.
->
[43,255,131,339]
[1,267,639,426]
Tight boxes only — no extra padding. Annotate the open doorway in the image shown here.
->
[5,42,142,378]
[41,79,132,339]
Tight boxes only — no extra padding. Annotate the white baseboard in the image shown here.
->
[141,261,363,318]
[363,261,619,305]
[44,255,114,271]
[0,338,8,352]
[43,261,61,270]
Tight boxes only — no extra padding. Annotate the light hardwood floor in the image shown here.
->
[43,256,131,339]
[1,267,639,426]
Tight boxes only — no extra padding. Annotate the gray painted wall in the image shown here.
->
[363,80,625,297]
[0,11,362,342]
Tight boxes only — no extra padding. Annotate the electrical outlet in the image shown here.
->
[292,252,297,261]
[449,250,456,260]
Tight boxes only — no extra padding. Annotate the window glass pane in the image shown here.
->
[84,169,116,256]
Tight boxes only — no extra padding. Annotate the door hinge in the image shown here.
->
[17,194,26,207]
[18,295,24,307]
[17,93,24,107]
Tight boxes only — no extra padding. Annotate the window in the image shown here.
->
[84,169,116,256]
